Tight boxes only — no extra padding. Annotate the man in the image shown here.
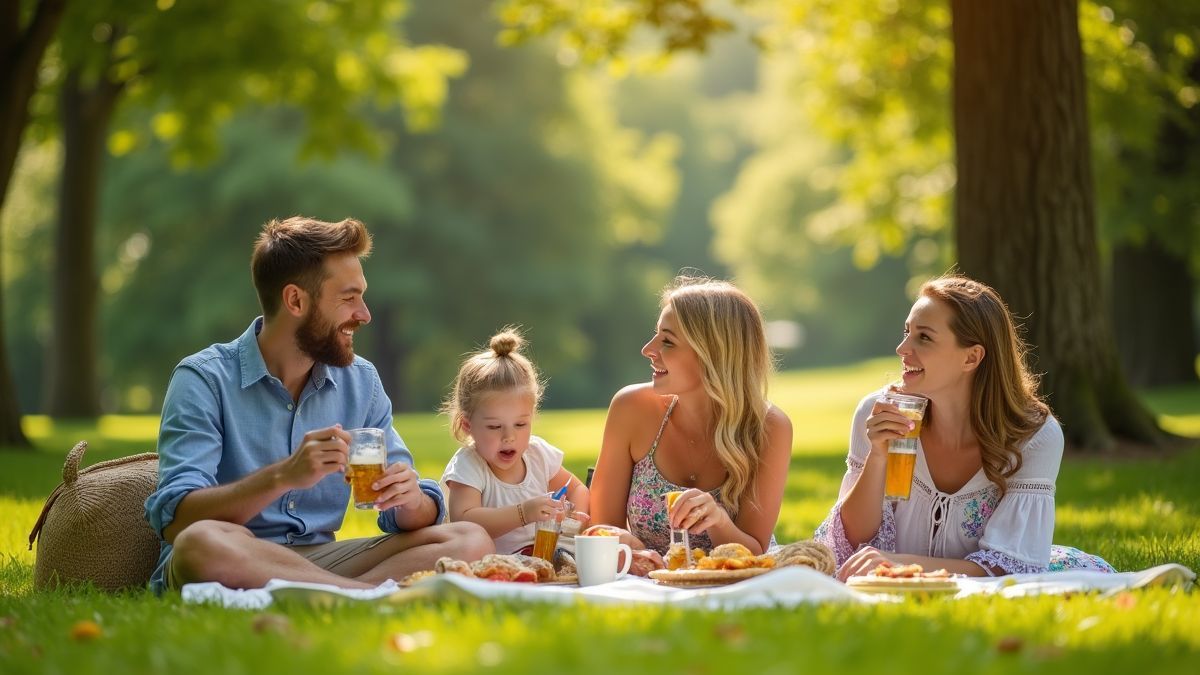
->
[145,216,492,593]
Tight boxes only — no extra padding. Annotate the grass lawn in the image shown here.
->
[1,357,1198,674]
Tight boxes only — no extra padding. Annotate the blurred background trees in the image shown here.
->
[3,0,1198,451]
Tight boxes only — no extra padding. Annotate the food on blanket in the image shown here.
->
[471,554,540,582]
[435,557,474,576]
[399,569,438,587]
[648,566,772,587]
[772,540,837,576]
[869,561,951,579]
[695,543,775,571]
[510,554,556,582]
[553,551,578,580]
[629,549,666,577]
[409,554,567,585]
[651,542,777,586]
[845,561,959,594]
[665,543,706,571]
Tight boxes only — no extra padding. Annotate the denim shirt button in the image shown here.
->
[286,403,293,411]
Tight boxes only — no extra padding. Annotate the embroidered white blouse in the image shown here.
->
[815,390,1060,575]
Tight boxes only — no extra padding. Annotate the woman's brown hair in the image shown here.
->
[920,275,1050,493]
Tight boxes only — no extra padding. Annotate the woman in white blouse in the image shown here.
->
[816,275,1115,579]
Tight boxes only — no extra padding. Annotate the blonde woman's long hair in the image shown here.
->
[920,276,1050,494]
[664,276,772,514]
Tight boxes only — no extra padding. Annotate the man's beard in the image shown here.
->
[296,307,357,367]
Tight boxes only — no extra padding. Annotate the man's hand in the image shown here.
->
[278,425,350,490]
[373,463,426,512]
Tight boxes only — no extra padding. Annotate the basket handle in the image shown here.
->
[29,440,87,550]
[62,440,88,485]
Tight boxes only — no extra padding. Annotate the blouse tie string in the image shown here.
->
[928,493,952,557]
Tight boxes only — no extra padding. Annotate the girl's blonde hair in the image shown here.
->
[919,275,1050,494]
[664,276,772,514]
[442,327,544,443]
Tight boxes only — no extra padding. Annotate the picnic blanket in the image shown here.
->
[180,563,1194,611]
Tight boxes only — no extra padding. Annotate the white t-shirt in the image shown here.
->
[440,435,564,555]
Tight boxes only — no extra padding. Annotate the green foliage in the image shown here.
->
[1083,1,1200,262]
[29,0,467,163]
[61,0,680,414]
[2,360,1199,672]
[495,0,738,62]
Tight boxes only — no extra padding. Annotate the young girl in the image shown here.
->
[440,328,589,555]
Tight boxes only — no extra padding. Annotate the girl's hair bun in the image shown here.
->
[489,329,522,357]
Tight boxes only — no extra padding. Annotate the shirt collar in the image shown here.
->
[238,316,338,391]
[238,317,271,389]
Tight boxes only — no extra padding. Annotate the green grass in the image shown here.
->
[2,358,1198,674]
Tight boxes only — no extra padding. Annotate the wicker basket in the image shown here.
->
[28,441,161,591]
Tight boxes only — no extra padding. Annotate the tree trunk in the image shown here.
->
[1112,239,1198,387]
[45,68,121,417]
[951,0,1163,451]
[0,0,68,446]
[368,303,409,412]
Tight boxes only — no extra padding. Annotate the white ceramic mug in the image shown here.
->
[575,535,633,586]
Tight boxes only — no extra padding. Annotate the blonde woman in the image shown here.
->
[816,275,1115,579]
[590,276,793,555]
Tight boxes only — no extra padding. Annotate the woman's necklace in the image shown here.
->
[676,426,711,486]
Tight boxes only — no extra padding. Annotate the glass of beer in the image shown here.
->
[345,427,386,509]
[881,393,928,501]
[531,517,561,561]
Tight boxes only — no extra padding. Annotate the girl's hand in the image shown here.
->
[520,494,561,524]
[837,546,897,582]
[865,401,915,459]
[668,489,729,535]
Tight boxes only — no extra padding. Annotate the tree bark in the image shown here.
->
[368,303,410,412]
[0,0,68,446]
[45,67,121,416]
[951,0,1163,451]
[1112,239,1198,387]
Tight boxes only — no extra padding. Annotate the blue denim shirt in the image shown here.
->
[144,318,445,593]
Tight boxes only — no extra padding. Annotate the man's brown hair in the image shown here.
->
[251,217,372,317]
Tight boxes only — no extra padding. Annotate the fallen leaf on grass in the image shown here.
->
[0,617,15,628]
[995,635,1023,654]
[713,622,747,647]
[389,631,434,653]
[1113,592,1137,610]
[251,614,291,635]
[69,620,103,642]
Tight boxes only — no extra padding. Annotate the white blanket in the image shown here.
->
[180,563,1194,611]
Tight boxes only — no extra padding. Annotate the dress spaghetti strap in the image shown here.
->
[648,396,678,457]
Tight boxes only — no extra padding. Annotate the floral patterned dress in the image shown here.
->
[814,390,1116,575]
[625,397,726,555]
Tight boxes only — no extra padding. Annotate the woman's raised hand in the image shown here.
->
[668,488,728,535]
[865,401,915,459]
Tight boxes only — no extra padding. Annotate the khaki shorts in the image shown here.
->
[163,534,398,590]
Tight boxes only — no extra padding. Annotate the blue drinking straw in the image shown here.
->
[551,486,567,501]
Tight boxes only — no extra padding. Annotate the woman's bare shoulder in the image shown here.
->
[763,403,794,454]
[610,382,668,411]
